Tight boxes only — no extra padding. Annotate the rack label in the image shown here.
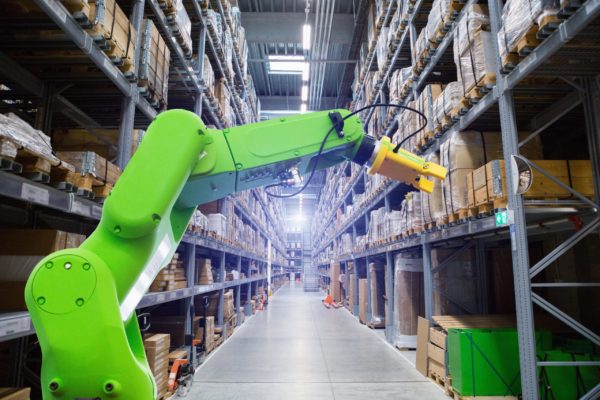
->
[0,316,31,337]
[21,183,49,205]
[156,294,166,303]
[72,200,90,216]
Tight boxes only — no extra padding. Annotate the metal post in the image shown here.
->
[34,84,54,133]
[422,242,433,320]
[236,255,242,326]
[195,26,207,116]
[582,78,600,206]
[352,261,359,316]
[385,251,394,343]
[475,240,488,314]
[117,95,135,169]
[245,282,252,317]
[488,0,538,396]
[267,239,272,295]
[184,242,196,363]
[366,255,372,324]
[217,251,226,335]
[130,0,145,82]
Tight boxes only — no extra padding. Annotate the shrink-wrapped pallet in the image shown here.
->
[439,131,503,217]
[171,0,193,56]
[387,210,402,238]
[453,5,494,98]
[200,54,215,94]
[341,233,353,255]
[397,100,420,152]
[139,19,170,108]
[432,81,462,130]
[376,27,390,72]
[0,113,58,164]
[414,0,457,67]
[388,67,413,104]
[431,247,478,315]
[399,192,423,235]
[415,84,444,148]
[497,0,560,61]
[393,252,424,349]
[421,153,445,226]
[369,262,386,328]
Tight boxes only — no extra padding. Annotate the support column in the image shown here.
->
[422,243,433,320]
[236,256,242,326]
[267,239,272,296]
[194,26,207,116]
[217,252,226,336]
[385,251,394,343]
[488,0,538,397]
[366,256,372,324]
[183,242,196,364]
[34,84,54,133]
[582,78,600,206]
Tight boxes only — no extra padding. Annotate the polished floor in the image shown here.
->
[186,283,447,399]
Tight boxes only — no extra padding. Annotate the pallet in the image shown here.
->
[452,392,517,400]
[558,0,583,18]
[49,162,78,192]
[92,183,113,202]
[465,74,496,103]
[429,371,454,398]
[457,207,478,221]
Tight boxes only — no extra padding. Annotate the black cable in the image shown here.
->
[265,103,427,198]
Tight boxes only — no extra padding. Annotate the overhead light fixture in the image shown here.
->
[301,85,308,101]
[268,55,305,75]
[302,63,309,81]
[300,103,307,113]
[303,24,311,50]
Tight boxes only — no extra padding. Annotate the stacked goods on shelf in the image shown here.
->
[149,253,187,292]
[439,131,503,223]
[165,0,193,57]
[497,0,560,71]
[214,79,234,127]
[143,333,170,398]
[224,289,236,336]
[57,151,122,200]
[366,1,380,55]
[453,5,494,104]
[388,67,413,114]
[376,27,390,73]
[0,388,30,399]
[189,208,209,232]
[393,252,424,349]
[431,82,462,134]
[367,208,387,245]
[358,278,369,324]
[421,153,445,229]
[0,113,74,182]
[139,19,171,109]
[201,55,215,95]
[368,262,386,328]
[415,84,444,150]
[196,257,214,285]
[396,100,420,152]
[468,159,595,214]
[399,191,423,236]
[427,325,448,386]
[330,262,341,302]
[413,0,463,73]
[0,229,86,311]
[207,212,227,239]
[87,0,137,77]
[52,128,144,160]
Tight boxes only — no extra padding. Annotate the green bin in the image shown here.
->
[448,328,552,397]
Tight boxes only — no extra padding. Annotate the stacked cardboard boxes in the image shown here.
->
[144,333,170,398]
[149,254,187,292]
[139,19,170,109]
[196,258,214,285]
[330,262,341,302]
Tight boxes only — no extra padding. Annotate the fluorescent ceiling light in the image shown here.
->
[300,103,307,113]
[301,85,308,101]
[268,55,305,74]
[303,24,311,50]
[302,63,309,81]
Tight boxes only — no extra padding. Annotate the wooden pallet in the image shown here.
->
[465,74,496,103]
[457,207,478,221]
[429,371,454,398]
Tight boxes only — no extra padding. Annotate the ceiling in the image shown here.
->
[238,0,360,118]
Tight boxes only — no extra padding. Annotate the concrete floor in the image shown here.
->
[186,284,447,400]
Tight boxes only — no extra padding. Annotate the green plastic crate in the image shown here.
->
[539,350,600,400]
[448,328,552,397]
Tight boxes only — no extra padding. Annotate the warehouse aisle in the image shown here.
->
[186,285,447,400]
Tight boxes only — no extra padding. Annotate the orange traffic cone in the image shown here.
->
[322,293,334,308]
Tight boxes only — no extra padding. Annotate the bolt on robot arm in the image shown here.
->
[25,109,446,399]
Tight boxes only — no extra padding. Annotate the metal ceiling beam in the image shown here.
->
[243,12,354,44]
[260,95,337,110]
[249,59,356,64]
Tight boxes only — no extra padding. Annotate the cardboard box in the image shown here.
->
[358,278,368,324]
[429,327,447,350]
[196,258,213,285]
[57,151,121,185]
[330,280,341,303]
[0,388,30,400]
[415,317,430,376]
[428,342,446,366]
[330,262,340,282]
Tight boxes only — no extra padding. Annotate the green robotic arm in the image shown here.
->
[24,109,446,399]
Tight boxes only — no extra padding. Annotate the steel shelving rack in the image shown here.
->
[311,0,600,399]
[0,0,289,386]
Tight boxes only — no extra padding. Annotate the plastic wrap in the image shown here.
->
[431,247,478,315]
[369,262,386,327]
[377,27,390,72]
[397,100,419,152]
[432,81,462,128]
[393,252,423,348]
[388,210,402,238]
[340,233,353,255]
[0,113,58,164]
[388,67,413,104]
[415,84,444,146]
[440,131,503,214]
[174,0,192,54]
[453,5,492,95]
[497,0,560,60]
[421,153,445,224]
[139,19,170,106]
[415,0,452,61]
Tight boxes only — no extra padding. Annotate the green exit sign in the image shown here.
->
[495,210,509,227]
